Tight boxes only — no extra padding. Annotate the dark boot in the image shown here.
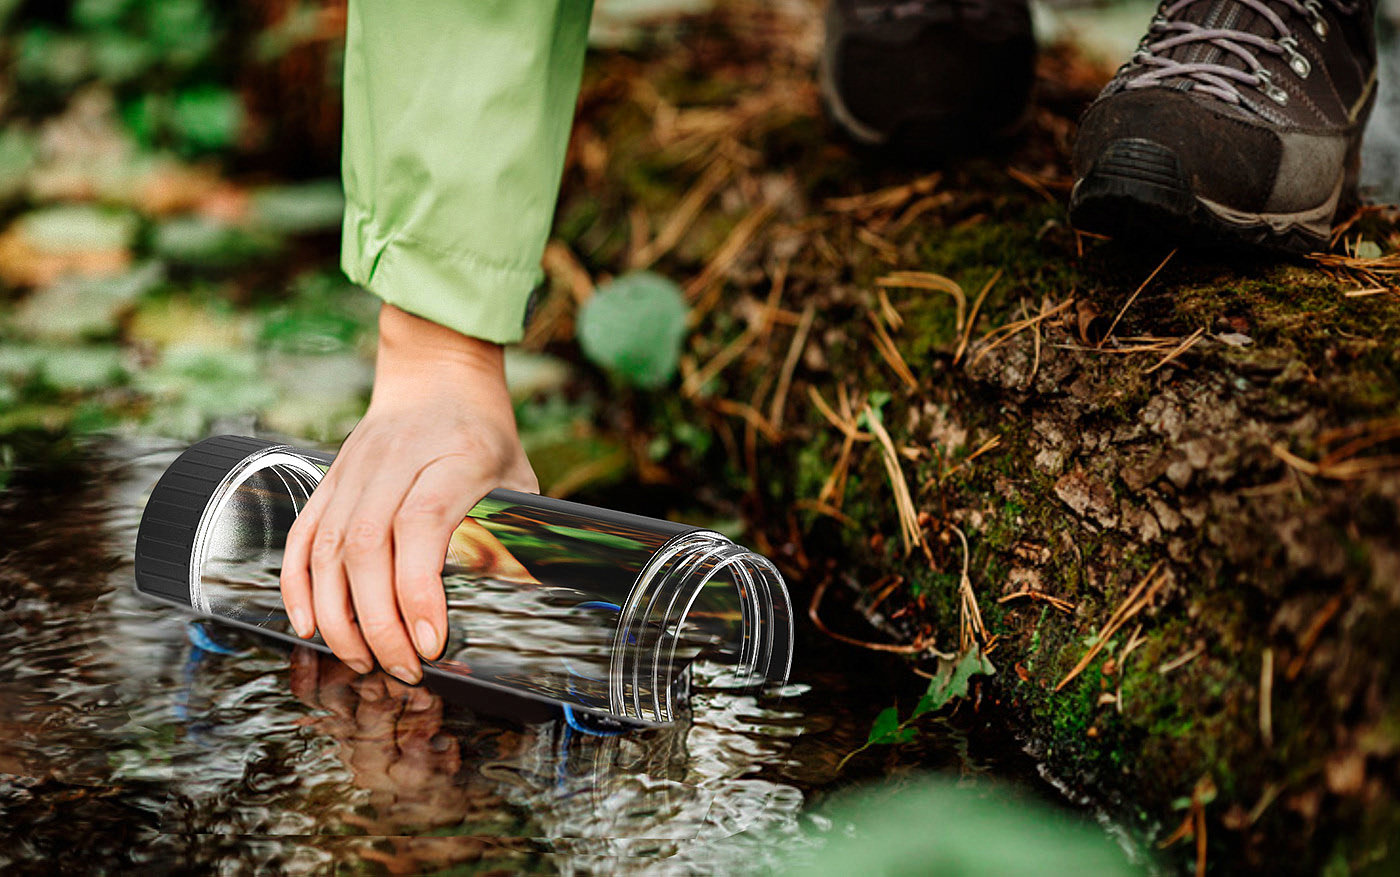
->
[820,0,1037,153]
[1069,0,1379,252]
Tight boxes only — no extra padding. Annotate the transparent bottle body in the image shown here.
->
[190,445,792,723]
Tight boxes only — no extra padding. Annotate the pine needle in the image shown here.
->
[1056,562,1168,692]
[954,269,1001,364]
[1101,249,1176,346]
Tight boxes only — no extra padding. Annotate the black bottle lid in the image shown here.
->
[134,434,281,605]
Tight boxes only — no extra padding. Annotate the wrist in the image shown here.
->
[372,303,509,402]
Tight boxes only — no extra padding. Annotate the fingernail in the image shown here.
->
[414,620,441,658]
[390,664,422,685]
[348,659,373,675]
[290,608,312,638]
[407,687,433,711]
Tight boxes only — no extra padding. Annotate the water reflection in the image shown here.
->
[0,437,1061,874]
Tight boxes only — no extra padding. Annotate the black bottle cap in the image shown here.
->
[134,434,281,605]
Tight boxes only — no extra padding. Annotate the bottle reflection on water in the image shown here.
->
[147,438,792,724]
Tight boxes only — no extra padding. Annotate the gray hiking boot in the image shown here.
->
[1069,0,1379,252]
[820,0,1037,153]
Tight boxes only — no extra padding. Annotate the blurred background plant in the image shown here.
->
[0,0,361,481]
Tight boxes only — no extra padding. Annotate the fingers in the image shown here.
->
[342,468,425,684]
[310,525,375,675]
[394,456,490,662]
[288,645,320,703]
[280,468,336,639]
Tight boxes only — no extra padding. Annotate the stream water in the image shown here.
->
[0,437,1097,875]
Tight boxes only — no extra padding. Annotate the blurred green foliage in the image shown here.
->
[9,0,235,155]
[784,776,1143,876]
[577,270,689,388]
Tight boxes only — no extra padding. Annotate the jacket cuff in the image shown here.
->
[341,198,538,345]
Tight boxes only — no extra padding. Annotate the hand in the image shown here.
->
[287,646,468,831]
[280,303,537,683]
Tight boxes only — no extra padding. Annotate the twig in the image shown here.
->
[1285,593,1343,680]
[1102,249,1177,346]
[856,226,900,262]
[1027,297,1046,388]
[887,193,954,234]
[876,288,903,330]
[1158,774,1215,877]
[809,576,940,655]
[793,497,857,527]
[864,574,906,617]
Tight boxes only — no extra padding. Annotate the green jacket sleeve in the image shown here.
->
[340,0,593,344]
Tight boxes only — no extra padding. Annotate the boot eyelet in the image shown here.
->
[1255,69,1290,105]
[1278,36,1311,78]
[1303,0,1329,38]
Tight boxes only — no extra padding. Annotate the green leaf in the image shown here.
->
[857,390,892,428]
[1355,240,1383,260]
[866,706,901,745]
[576,270,688,388]
[913,646,997,718]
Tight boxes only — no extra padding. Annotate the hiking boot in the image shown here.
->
[820,0,1037,153]
[1069,0,1379,253]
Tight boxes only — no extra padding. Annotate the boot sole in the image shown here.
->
[1068,138,1341,254]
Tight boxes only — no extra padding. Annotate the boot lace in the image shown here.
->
[1124,0,1359,106]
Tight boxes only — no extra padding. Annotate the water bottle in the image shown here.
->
[134,435,793,724]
